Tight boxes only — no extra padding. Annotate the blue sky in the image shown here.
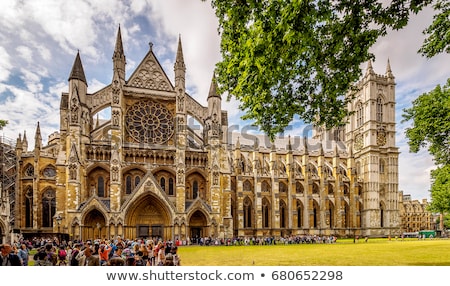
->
[1,0,449,201]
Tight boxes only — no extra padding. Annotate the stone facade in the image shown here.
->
[399,192,435,233]
[0,136,16,243]
[11,28,402,241]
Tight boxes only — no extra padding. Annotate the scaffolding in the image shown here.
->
[0,135,16,231]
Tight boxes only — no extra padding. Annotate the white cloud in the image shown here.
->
[0,47,13,81]
[16,46,33,63]
[146,0,221,105]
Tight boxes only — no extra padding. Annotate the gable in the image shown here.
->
[127,49,174,92]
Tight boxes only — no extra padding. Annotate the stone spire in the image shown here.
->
[34,122,42,150]
[175,35,185,70]
[22,130,28,151]
[208,73,220,99]
[113,25,126,81]
[386,58,394,79]
[174,35,186,86]
[235,136,240,149]
[365,59,374,77]
[68,51,87,85]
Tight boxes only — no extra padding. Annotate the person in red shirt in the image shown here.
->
[99,244,111,266]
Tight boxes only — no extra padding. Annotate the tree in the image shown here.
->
[0,119,8,130]
[427,165,450,229]
[402,79,450,165]
[419,0,450,58]
[398,0,450,229]
[206,0,433,140]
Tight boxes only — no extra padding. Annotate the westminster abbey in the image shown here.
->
[2,27,401,242]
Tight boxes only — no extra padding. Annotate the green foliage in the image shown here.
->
[0,119,8,130]
[205,0,430,140]
[419,0,450,57]
[402,79,450,165]
[435,213,450,229]
[427,165,450,213]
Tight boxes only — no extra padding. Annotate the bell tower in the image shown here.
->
[345,59,400,237]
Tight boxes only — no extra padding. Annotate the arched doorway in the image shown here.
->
[125,194,172,240]
[189,210,208,244]
[83,209,106,240]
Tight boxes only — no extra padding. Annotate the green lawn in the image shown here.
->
[178,238,450,266]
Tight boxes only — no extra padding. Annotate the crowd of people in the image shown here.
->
[1,233,344,266]
[0,236,181,266]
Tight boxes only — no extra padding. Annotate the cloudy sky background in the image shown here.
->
[1,0,449,200]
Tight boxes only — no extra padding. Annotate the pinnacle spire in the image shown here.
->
[22,130,28,151]
[114,25,124,55]
[208,73,220,99]
[35,122,42,149]
[175,34,185,70]
[113,25,126,81]
[69,51,87,85]
[386,58,394,78]
[365,60,374,76]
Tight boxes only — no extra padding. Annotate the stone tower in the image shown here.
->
[345,59,400,236]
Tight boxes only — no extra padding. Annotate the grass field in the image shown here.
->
[178,238,450,266]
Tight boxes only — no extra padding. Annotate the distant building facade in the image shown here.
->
[399,192,436,233]
[10,27,402,241]
[0,136,16,243]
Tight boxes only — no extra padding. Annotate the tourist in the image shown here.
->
[17,243,29,266]
[0,243,22,266]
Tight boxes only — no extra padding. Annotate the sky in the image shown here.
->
[0,0,449,201]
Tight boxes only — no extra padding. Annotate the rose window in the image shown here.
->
[125,100,174,144]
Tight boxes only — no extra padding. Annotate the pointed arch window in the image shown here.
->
[25,188,33,227]
[313,205,319,228]
[98,176,105,197]
[193,180,199,199]
[280,201,287,228]
[262,201,270,228]
[169,178,174,196]
[42,189,56,227]
[135,176,141,187]
[327,183,334,195]
[279,182,288,193]
[312,183,320,194]
[297,200,303,228]
[379,159,385,174]
[243,180,252,192]
[160,177,166,192]
[261,181,271,192]
[356,102,364,127]
[126,175,132,194]
[376,97,383,122]
[244,197,252,228]
[296,182,304,194]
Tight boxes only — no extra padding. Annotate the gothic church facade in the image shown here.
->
[12,28,400,241]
